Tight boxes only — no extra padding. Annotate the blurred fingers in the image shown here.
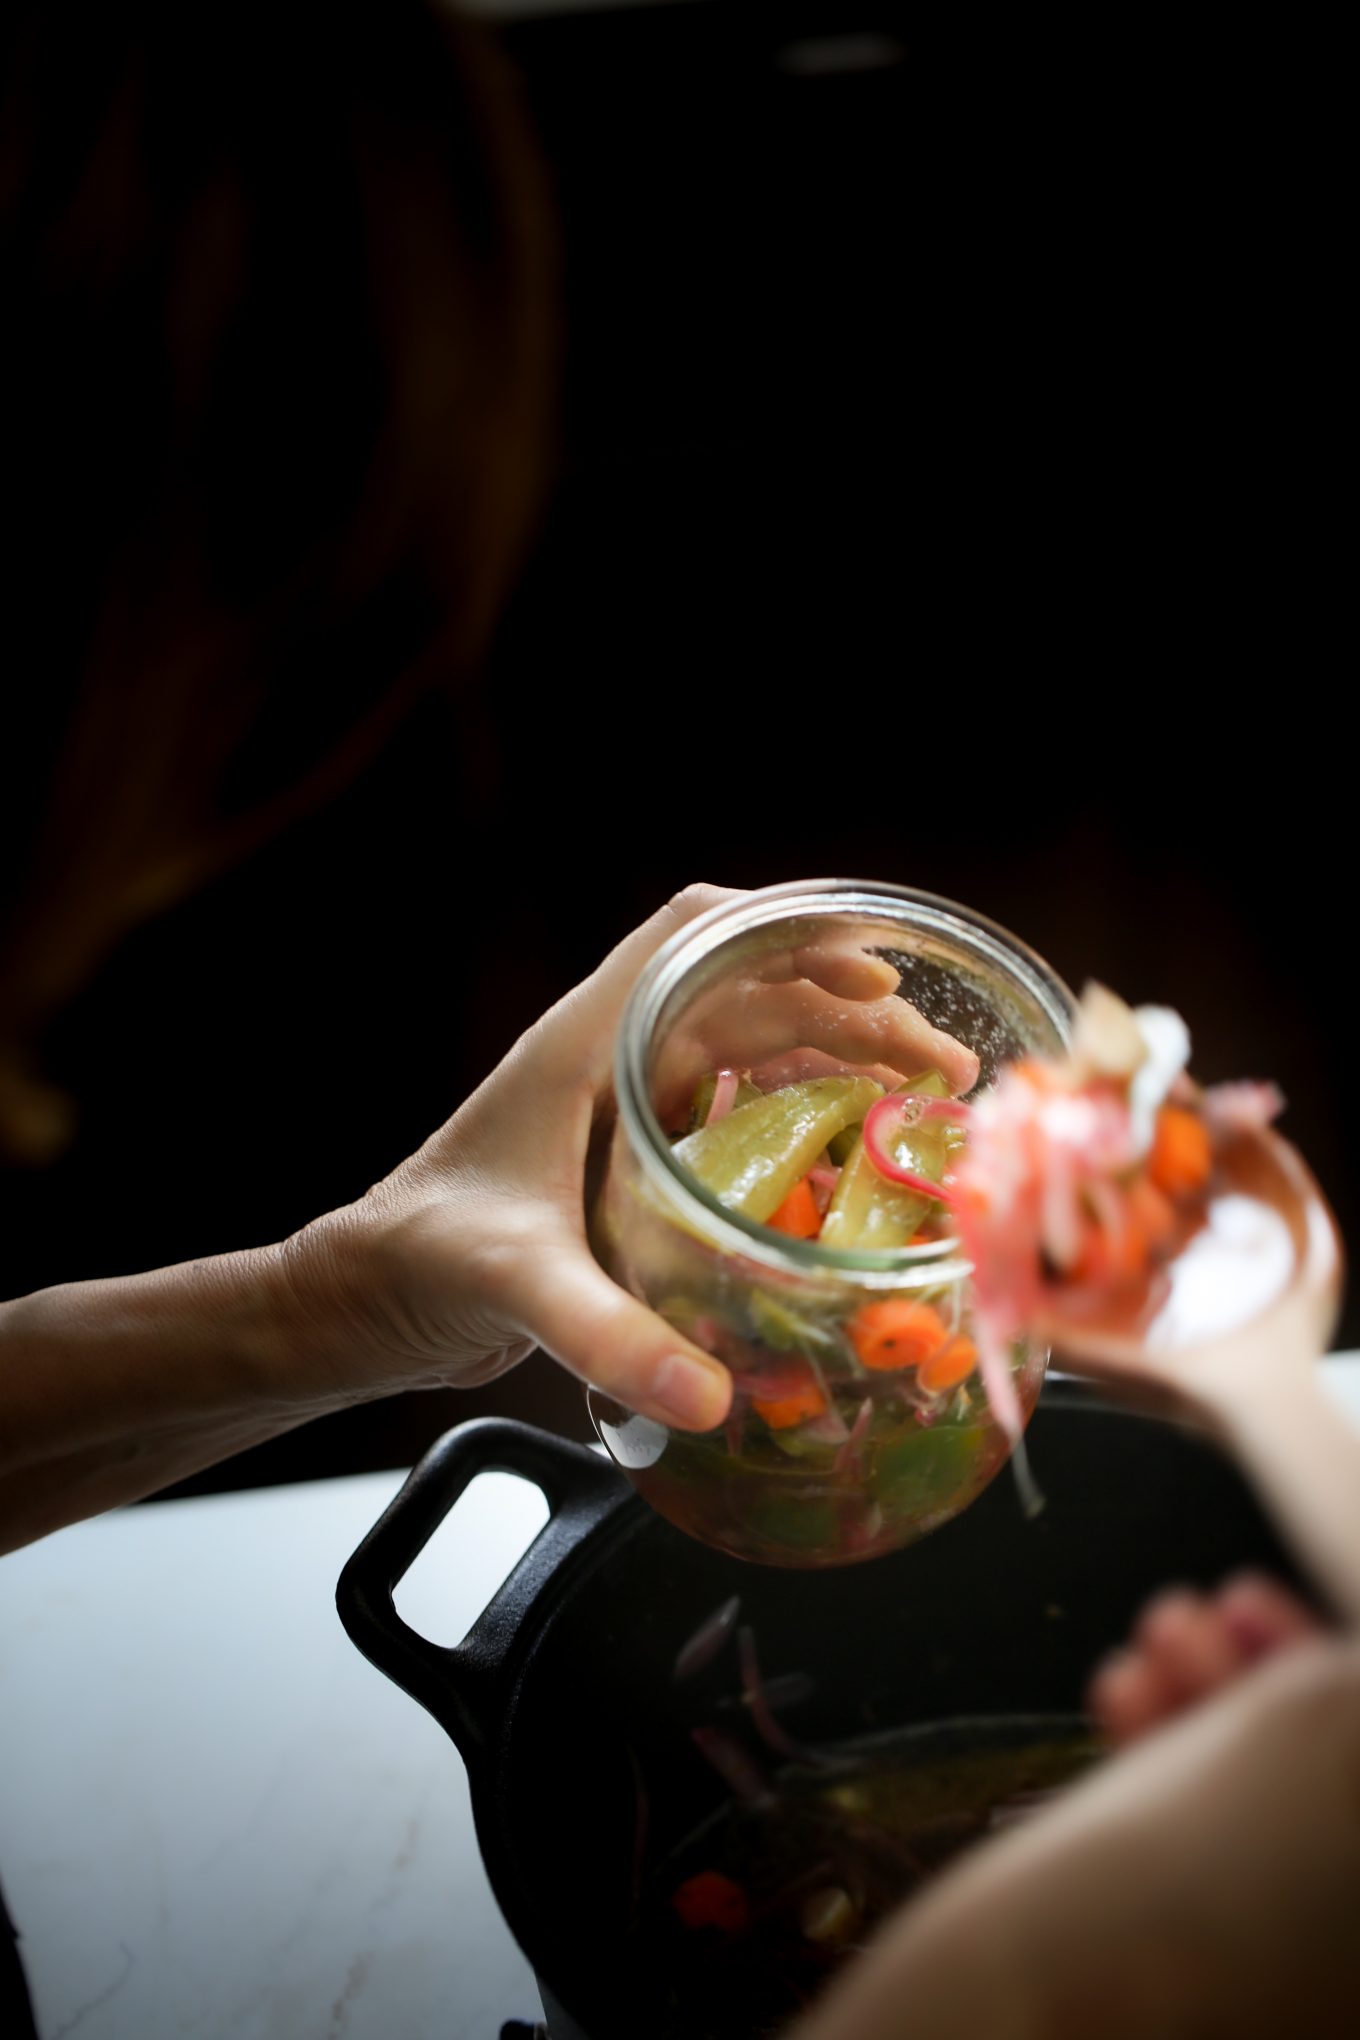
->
[1133,1587,1251,1703]
[1217,1571,1324,1661]
[793,986,979,1095]
[1088,1587,1246,1745]
[1086,1648,1179,1746]
[755,938,902,1002]
[1087,1576,1323,1750]
[687,982,979,1098]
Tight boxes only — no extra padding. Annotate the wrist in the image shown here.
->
[272,1196,421,1402]
[189,1237,368,1413]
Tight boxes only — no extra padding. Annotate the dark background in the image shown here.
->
[3,2,1351,1494]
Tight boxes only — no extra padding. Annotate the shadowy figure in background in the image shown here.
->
[0,0,553,1162]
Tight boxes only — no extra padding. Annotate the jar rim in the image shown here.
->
[613,879,1076,1285]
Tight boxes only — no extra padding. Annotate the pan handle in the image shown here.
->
[336,1417,627,1758]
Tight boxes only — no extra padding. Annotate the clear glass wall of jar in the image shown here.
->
[590,881,1074,1567]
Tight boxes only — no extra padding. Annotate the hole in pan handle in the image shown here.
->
[336,1417,627,1758]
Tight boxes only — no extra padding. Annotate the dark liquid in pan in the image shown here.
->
[636,1718,1099,2039]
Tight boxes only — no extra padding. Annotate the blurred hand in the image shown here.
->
[797,1636,1360,2040]
[1087,1571,1324,1747]
[282,883,972,1432]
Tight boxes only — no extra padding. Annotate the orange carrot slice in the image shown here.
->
[1148,1105,1212,1200]
[847,1299,949,1372]
[917,1333,979,1395]
[1128,1173,1177,1248]
[1074,1209,1149,1287]
[751,1378,829,1429]
[765,1176,822,1239]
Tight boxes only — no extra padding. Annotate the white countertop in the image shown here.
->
[0,1465,551,2040]
[5,1361,1360,2040]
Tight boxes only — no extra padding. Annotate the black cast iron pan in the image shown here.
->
[337,1385,1307,2039]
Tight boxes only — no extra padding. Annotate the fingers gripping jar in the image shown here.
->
[590,881,1075,1568]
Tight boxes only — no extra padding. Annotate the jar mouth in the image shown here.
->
[614,879,1076,1286]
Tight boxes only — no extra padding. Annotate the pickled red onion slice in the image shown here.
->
[704,1069,740,1127]
[862,1095,957,1203]
[833,1396,875,1474]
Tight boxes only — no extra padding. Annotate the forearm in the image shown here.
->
[0,1244,362,1553]
[802,1640,1360,2040]
[792,1794,1196,2040]
[1215,1361,1360,1627]
[790,1899,1040,2040]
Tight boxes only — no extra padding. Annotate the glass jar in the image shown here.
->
[590,881,1075,1567]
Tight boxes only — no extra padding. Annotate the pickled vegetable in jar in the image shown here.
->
[590,881,1073,1567]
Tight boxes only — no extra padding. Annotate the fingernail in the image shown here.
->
[653,1353,728,1430]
